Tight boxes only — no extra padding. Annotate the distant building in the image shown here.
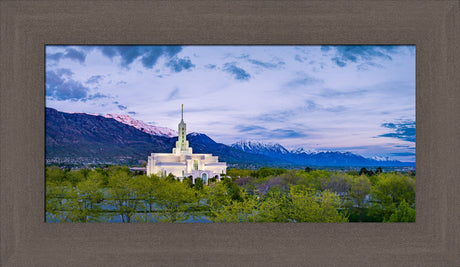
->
[146,105,227,184]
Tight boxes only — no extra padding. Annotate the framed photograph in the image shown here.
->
[1,0,459,265]
[44,44,415,224]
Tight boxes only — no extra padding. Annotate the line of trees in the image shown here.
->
[46,166,415,223]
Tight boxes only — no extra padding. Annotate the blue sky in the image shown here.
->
[46,45,416,162]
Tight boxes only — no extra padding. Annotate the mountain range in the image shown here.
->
[103,113,177,137]
[45,108,414,168]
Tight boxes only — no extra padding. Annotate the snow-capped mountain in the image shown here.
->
[231,140,290,157]
[230,140,412,166]
[103,114,177,137]
[371,156,392,162]
[293,148,400,163]
[291,147,318,155]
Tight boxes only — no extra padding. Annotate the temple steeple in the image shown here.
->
[181,104,184,122]
[173,104,192,154]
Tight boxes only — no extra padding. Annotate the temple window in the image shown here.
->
[194,160,198,170]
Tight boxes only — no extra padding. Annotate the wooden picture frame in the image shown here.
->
[1,1,459,265]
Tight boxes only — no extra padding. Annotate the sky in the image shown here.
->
[46,45,416,162]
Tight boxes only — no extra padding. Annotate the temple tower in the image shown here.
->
[173,104,193,154]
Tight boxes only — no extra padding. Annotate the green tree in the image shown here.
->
[131,174,159,213]
[60,183,105,223]
[252,167,286,179]
[348,175,371,222]
[207,182,232,210]
[369,173,415,221]
[346,170,358,176]
[107,170,139,223]
[386,200,415,222]
[129,175,162,223]
[152,179,199,223]
[287,185,348,223]
[165,173,176,182]
[320,172,352,198]
[60,186,89,222]
[371,173,415,205]
[211,196,258,222]
[207,183,257,222]
[182,176,193,188]
[45,166,66,183]
[295,170,325,191]
[221,177,244,201]
[45,180,72,222]
[279,170,302,186]
[226,168,254,179]
[194,178,204,191]
[75,173,104,218]
[257,189,289,222]
[66,169,86,186]
[47,172,104,223]
[209,176,218,184]
[93,168,110,186]
[359,167,368,176]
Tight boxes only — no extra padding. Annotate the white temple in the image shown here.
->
[146,105,227,184]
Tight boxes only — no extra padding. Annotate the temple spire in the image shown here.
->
[173,104,192,154]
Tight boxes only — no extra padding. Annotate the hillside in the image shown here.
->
[46,108,413,168]
[45,108,289,167]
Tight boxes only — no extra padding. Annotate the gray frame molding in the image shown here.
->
[1,1,459,266]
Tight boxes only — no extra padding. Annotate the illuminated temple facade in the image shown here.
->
[146,105,227,184]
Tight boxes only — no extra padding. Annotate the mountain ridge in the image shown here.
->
[103,113,177,137]
[45,107,414,167]
[229,140,410,167]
